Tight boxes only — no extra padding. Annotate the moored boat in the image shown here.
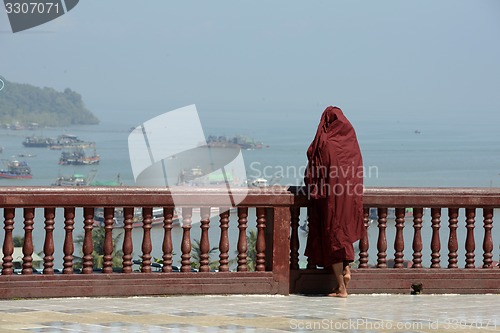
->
[59,147,100,165]
[22,136,54,147]
[0,160,32,179]
[52,170,97,186]
[49,134,95,150]
[206,135,266,150]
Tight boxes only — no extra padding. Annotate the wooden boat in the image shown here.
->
[59,147,100,165]
[0,160,32,179]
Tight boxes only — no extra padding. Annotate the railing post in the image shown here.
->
[43,207,56,275]
[256,207,267,272]
[237,207,249,272]
[218,208,230,272]
[377,208,388,268]
[180,207,192,272]
[271,206,290,295]
[412,208,423,268]
[102,207,115,273]
[430,208,441,268]
[82,207,94,274]
[305,207,316,269]
[358,207,370,268]
[289,206,300,270]
[22,208,35,275]
[63,207,75,274]
[141,207,153,273]
[394,208,405,268]
[447,208,459,268]
[199,207,211,273]
[162,207,174,272]
[482,208,494,268]
[465,208,476,269]
[121,207,134,273]
[2,208,15,276]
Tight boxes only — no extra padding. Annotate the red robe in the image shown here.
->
[304,106,364,266]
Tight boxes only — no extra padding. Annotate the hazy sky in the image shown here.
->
[1,0,499,129]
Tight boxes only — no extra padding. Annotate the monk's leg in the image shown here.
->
[343,263,351,289]
[328,262,348,298]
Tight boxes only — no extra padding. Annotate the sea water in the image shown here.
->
[0,114,499,269]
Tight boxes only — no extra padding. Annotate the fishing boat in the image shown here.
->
[206,135,266,149]
[49,134,95,150]
[0,160,32,179]
[52,170,97,186]
[22,136,54,147]
[250,178,268,187]
[59,147,100,165]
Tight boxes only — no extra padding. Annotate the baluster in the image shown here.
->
[43,207,55,275]
[256,207,266,271]
[430,208,441,268]
[465,208,476,269]
[141,207,153,273]
[162,207,174,272]
[122,207,134,273]
[482,208,494,268]
[180,207,192,272]
[358,207,370,268]
[305,207,316,269]
[412,208,423,268]
[447,208,459,268]
[82,207,94,274]
[102,207,115,273]
[2,208,15,275]
[22,208,35,275]
[393,208,405,268]
[237,207,248,272]
[376,208,388,268]
[62,208,75,274]
[199,207,211,272]
[218,208,230,272]
[289,206,300,270]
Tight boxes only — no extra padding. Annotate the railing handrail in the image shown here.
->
[0,186,294,207]
[292,186,500,207]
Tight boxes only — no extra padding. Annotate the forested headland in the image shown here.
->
[0,77,99,127]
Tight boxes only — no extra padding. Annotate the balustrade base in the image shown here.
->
[291,269,500,295]
[0,272,280,299]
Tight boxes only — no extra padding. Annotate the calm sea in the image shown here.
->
[0,114,499,269]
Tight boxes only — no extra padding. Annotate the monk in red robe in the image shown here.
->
[304,106,364,298]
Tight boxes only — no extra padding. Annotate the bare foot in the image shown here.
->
[331,267,351,295]
[327,291,348,298]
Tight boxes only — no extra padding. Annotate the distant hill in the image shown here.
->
[0,77,99,127]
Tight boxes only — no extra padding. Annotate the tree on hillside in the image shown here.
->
[0,77,99,126]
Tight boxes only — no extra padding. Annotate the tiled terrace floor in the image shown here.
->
[0,294,499,332]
